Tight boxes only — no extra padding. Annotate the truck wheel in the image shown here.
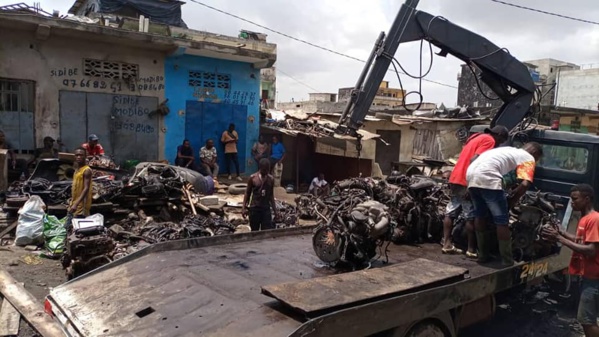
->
[405,321,448,337]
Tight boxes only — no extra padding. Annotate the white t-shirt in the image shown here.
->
[466,147,536,190]
[309,177,328,191]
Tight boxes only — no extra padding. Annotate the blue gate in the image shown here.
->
[185,101,248,173]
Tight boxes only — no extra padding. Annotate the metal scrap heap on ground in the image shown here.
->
[2,159,299,279]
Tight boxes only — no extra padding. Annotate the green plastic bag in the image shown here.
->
[43,215,67,258]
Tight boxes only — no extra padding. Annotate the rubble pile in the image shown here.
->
[5,160,300,279]
[267,119,336,138]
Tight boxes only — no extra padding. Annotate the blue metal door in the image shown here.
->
[184,101,204,166]
[185,101,248,173]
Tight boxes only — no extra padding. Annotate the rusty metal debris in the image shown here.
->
[267,119,336,138]
[309,175,561,268]
[6,160,300,279]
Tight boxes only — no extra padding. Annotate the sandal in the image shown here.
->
[442,246,463,255]
[466,251,478,259]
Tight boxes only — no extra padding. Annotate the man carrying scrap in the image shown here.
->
[441,125,509,257]
[466,142,543,265]
[543,184,599,337]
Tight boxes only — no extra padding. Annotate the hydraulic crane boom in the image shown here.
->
[338,0,535,136]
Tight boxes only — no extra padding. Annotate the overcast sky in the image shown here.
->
[5,0,599,106]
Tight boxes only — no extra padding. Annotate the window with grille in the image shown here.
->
[83,59,139,80]
[188,71,230,89]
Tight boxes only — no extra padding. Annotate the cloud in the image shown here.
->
[33,0,599,107]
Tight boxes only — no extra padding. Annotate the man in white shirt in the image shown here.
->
[466,142,543,265]
[309,173,330,197]
[199,139,219,178]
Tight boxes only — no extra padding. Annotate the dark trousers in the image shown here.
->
[225,153,240,176]
[249,208,274,231]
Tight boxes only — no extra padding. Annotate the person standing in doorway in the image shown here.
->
[543,184,599,337]
[81,134,105,157]
[242,158,280,231]
[221,123,241,181]
[68,147,93,219]
[175,139,195,169]
[251,135,270,167]
[270,135,285,172]
[199,139,219,178]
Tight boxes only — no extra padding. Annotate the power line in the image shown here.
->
[277,68,322,92]
[490,0,599,25]
[188,0,458,89]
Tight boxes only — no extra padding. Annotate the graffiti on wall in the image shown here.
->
[190,87,257,106]
[111,95,156,134]
[51,67,164,93]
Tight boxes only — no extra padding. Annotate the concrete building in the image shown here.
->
[456,59,578,109]
[338,81,405,108]
[238,30,277,110]
[556,67,599,111]
[309,93,337,102]
[0,3,276,172]
[525,58,580,107]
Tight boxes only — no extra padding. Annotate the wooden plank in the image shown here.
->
[0,221,17,239]
[0,269,64,337]
[261,258,468,315]
[0,298,20,336]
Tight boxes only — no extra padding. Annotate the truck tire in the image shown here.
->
[405,321,448,337]
[228,184,247,195]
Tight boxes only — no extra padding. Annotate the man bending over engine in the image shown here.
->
[442,125,509,257]
[466,142,543,266]
[543,184,599,337]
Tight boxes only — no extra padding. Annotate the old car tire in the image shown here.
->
[228,184,247,195]
[405,321,448,337]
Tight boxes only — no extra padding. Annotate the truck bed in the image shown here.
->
[48,226,519,337]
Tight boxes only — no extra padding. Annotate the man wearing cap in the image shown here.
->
[81,134,105,157]
[30,136,59,166]
[441,125,510,257]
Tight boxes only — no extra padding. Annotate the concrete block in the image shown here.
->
[200,196,219,206]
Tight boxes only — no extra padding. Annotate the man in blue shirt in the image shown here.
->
[270,135,285,173]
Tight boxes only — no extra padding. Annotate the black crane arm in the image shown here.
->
[338,0,535,136]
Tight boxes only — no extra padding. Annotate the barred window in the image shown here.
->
[83,59,139,80]
[188,71,230,89]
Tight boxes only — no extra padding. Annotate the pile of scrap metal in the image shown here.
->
[5,161,214,212]
[307,175,450,267]
[267,119,336,138]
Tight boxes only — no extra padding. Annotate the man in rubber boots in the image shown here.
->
[543,184,599,337]
[441,125,509,257]
[242,158,280,231]
[466,142,543,265]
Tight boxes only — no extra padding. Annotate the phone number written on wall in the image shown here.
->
[61,78,164,93]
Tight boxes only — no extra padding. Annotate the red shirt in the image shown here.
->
[449,133,496,186]
[82,143,105,156]
[569,211,599,279]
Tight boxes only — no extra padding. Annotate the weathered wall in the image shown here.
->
[164,54,261,173]
[361,120,415,162]
[0,29,166,154]
[557,68,599,110]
